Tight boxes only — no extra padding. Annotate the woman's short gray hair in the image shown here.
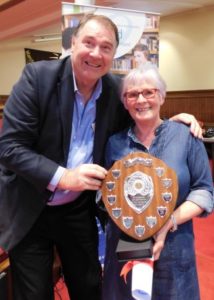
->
[121,65,167,102]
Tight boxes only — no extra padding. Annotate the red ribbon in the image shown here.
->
[120,259,154,283]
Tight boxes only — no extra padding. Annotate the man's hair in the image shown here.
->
[73,13,119,47]
[121,66,167,101]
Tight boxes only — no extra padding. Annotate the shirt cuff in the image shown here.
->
[186,189,214,216]
[47,166,66,192]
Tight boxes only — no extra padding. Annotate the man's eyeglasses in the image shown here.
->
[124,89,159,101]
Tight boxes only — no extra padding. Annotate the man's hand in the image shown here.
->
[57,164,107,191]
[170,113,203,139]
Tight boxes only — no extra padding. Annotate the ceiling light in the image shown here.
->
[32,36,62,43]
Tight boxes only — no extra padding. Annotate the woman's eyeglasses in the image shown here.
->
[124,89,159,101]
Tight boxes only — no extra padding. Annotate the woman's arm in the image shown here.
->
[152,201,204,260]
[152,132,213,261]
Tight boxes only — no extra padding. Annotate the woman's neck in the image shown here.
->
[134,118,163,148]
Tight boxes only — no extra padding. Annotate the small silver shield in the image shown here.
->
[162,192,172,203]
[112,207,122,219]
[112,169,121,179]
[146,216,157,228]
[161,178,172,188]
[122,216,133,229]
[155,167,164,177]
[135,225,145,237]
[157,206,167,218]
[106,181,115,191]
[107,195,116,205]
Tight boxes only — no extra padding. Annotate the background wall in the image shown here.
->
[0,6,214,94]
[0,38,61,95]
[159,6,214,90]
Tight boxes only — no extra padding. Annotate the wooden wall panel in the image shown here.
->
[161,90,214,128]
[1,91,214,128]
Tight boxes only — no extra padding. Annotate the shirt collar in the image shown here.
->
[72,69,102,101]
[127,121,167,145]
[128,126,141,144]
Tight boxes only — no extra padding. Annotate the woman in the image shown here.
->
[133,44,153,68]
[102,66,213,300]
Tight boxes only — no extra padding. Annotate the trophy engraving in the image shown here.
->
[124,171,154,214]
[124,157,153,168]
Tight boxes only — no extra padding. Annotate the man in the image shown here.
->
[0,14,202,300]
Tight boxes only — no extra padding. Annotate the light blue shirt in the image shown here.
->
[48,76,102,205]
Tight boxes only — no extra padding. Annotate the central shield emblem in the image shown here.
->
[124,171,154,214]
[101,152,178,241]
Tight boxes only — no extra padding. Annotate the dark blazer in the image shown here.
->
[0,57,130,251]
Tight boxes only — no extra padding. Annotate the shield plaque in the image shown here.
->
[101,152,178,241]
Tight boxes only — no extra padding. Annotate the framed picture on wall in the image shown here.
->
[24,48,61,64]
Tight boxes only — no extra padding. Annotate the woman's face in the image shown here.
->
[133,50,147,66]
[123,82,164,125]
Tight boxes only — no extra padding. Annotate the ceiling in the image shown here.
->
[101,0,214,15]
[0,0,214,42]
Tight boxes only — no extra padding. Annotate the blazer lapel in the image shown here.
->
[57,59,75,164]
[93,80,113,165]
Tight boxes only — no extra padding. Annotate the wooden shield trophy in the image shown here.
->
[101,152,178,261]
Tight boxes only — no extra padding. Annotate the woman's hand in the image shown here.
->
[152,223,169,261]
[170,113,203,139]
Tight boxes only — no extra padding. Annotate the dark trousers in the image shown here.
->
[9,194,102,300]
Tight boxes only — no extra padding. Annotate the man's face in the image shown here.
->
[71,19,117,87]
